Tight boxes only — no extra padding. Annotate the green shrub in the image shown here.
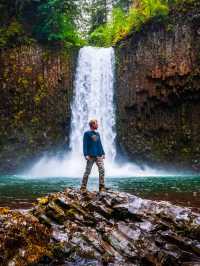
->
[0,0,85,48]
[33,0,84,47]
[89,0,169,47]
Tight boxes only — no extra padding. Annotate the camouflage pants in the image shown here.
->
[81,156,105,190]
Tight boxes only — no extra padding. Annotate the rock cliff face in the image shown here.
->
[115,2,200,171]
[0,44,76,173]
[1,188,200,265]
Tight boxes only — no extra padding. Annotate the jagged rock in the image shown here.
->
[0,207,52,265]
[1,188,200,265]
[31,188,200,265]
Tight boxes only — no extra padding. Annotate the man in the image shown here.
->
[80,119,106,193]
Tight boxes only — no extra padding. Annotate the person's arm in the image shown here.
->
[83,132,88,157]
[98,134,105,155]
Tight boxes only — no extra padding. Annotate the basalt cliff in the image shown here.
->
[115,2,200,171]
[0,45,76,173]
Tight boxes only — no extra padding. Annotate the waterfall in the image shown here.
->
[69,47,116,161]
[25,47,168,178]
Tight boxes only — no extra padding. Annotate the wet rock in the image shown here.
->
[1,188,200,265]
[33,188,200,265]
[0,207,52,265]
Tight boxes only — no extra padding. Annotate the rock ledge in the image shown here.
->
[1,188,200,265]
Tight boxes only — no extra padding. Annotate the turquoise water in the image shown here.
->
[0,175,200,209]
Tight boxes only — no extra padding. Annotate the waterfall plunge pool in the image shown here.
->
[0,175,200,210]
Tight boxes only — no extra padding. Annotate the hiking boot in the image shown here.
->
[80,186,87,194]
[99,186,108,193]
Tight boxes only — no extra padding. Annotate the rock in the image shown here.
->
[0,207,52,265]
[34,189,200,265]
[1,188,200,265]
[0,44,77,174]
[116,0,200,171]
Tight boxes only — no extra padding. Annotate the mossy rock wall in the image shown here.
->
[115,2,200,171]
[0,44,76,174]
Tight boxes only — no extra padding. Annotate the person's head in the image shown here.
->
[89,119,98,130]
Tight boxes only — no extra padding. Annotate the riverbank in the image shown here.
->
[1,188,200,265]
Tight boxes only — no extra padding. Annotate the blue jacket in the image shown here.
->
[83,130,105,157]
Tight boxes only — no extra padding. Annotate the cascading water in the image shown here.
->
[69,47,116,162]
[26,46,169,178]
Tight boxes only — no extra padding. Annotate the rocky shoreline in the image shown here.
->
[1,188,200,265]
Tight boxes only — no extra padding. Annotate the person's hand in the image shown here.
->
[85,155,90,160]
[102,155,105,159]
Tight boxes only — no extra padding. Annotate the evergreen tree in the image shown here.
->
[113,0,133,11]
[90,0,108,32]
[33,0,79,45]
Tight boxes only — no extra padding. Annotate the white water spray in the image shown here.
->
[25,47,171,178]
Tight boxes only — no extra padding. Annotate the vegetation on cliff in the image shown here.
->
[89,0,199,46]
[0,0,85,48]
[89,0,169,46]
[0,45,75,173]
[1,0,197,48]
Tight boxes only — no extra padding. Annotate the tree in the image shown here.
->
[113,0,133,11]
[33,0,82,46]
[0,0,85,47]
[90,0,108,32]
[0,0,36,25]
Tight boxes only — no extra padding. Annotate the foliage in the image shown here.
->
[0,0,198,48]
[113,0,133,11]
[33,0,84,47]
[0,19,34,48]
[89,0,108,33]
[0,0,85,48]
[89,0,169,47]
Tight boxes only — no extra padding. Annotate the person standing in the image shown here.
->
[80,119,106,193]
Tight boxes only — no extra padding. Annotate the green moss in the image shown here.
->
[34,91,47,105]
[0,19,34,48]
[114,48,121,66]
[17,77,29,88]
[66,208,78,217]
[0,42,75,173]
[37,74,44,83]
[172,0,200,14]
[31,117,40,125]
[166,23,174,32]
[42,50,51,62]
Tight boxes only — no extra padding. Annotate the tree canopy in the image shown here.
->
[0,0,195,48]
[0,0,85,48]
